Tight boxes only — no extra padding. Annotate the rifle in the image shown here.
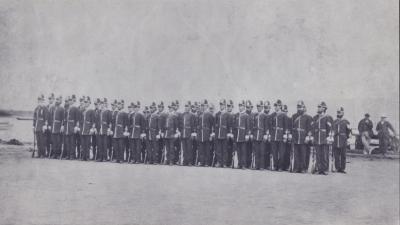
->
[60,135,64,160]
[32,130,36,158]
[330,145,335,172]
[270,153,274,171]
[289,144,294,172]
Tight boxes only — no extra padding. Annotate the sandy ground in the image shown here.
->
[0,145,398,225]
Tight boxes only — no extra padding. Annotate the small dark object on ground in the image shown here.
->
[4,139,24,146]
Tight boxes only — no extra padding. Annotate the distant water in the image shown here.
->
[0,116,34,143]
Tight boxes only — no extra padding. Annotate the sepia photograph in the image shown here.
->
[0,0,399,225]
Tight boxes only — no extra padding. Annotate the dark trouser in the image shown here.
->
[91,134,97,160]
[107,136,113,160]
[75,133,81,159]
[46,130,51,156]
[210,140,215,166]
[334,146,346,171]
[114,138,125,162]
[252,140,265,169]
[315,144,329,172]
[271,141,285,170]
[129,138,141,163]
[165,138,176,164]
[236,142,247,168]
[65,134,76,159]
[158,139,164,163]
[192,140,198,165]
[293,144,307,172]
[174,138,181,164]
[124,137,129,161]
[97,135,108,161]
[146,139,158,164]
[141,140,147,163]
[283,143,291,170]
[215,139,228,166]
[81,135,91,160]
[265,142,271,169]
[35,131,47,157]
[379,135,389,154]
[198,141,211,166]
[226,138,234,167]
[304,145,311,171]
[246,141,252,168]
[182,138,194,165]
[50,133,62,157]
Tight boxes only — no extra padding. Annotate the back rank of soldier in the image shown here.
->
[291,101,312,173]
[80,97,96,161]
[129,102,146,163]
[48,96,65,159]
[196,100,214,167]
[234,100,251,169]
[312,102,333,175]
[269,100,287,171]
[113,100,129,163]
[214,99,232,167]
[332,107,350,173]
[181,101,197,166]
[33,95,49,158]
[251,101,267,170]
[96,98,112,162]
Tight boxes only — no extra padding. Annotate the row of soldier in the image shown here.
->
[33,94,351,175]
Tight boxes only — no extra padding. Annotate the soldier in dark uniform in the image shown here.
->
[181,101,197,166]
[92,99,101,160]
[234,100,251,169]
[208,103,216,166]
[80,97,96,161]
[214,99,230,167]
[269,100,287,171]
[129,102,146,163]
[173,100,182,165]
[263,101,272,169]
[141,106,150,161]
[282,105,292,171]
[226,100,235,167]
[110,100,118,161]
[33,95,49,158]
[333,107,351,173]
[191,102,199,165]
[127,103,134,162]
[245,100,255,168]
[197,100,214,166]
[376,115,396,156]
[312,101,333,175]
[76,96,85,159]
[49,96,65,159]
[60,97,70,159]
[146,103,159,164]
[291,101,312,173]
[64,95,80,159]
[252,101,267,170]
[112,100,129,163]
[157,102,167,164]
[96,98,112,162]
[46,93,55,157]
[303,105,314,170]
[164,102,179,165]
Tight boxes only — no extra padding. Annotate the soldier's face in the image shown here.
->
[220,104,226,111]
[184,106,190,112]
[49,99,54,104]
[158,107,163,112]
[274,105,279,112]
[317,106,323,114]
[227,105,233,112]
[257,106,262,112]
[239,105,245,112]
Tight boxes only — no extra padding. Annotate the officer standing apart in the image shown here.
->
[332,107,351,173]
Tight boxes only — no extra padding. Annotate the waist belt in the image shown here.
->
[134,125,141,128]
[296,128,305,131]
[68,120,74,122]
[117,124,123,127]
[238,127,246,130]
[184,126,192,129]
[54,120,61,123]
[37,118,44,121]
[316,129,326,131]
[274,127,283,130]
[338,133,347,135]
[220,125,227,128]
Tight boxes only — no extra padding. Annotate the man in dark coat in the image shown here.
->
[234,100,251,169]
[129,102,147,163]
[48,96,64,158]
[112,100,129,163]
[146,102,159,164]
[252,101,267,170]
[181,101,197,166]
[214,99,230,167]
[196,100,214,166]
[33,95,49,158]
[96,98,112,162]
[376,115,396,156]
[333,107,351,173]
[269,100,287,171]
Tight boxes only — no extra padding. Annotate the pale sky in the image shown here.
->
[0,0,398,129]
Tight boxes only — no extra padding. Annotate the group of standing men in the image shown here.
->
[33,93,353,175]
